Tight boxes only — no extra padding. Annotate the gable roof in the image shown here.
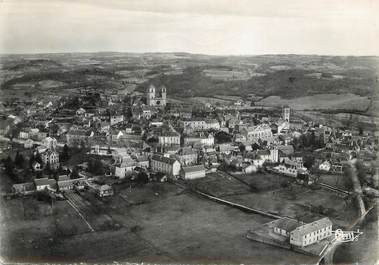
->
[182,165,205,173]
[273,217,304,232]
[291,217,333,236]
[151,154,178,165]
[34,177,55,186]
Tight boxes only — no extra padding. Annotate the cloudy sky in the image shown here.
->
[0,0,378,55]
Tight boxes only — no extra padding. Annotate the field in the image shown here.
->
[190,97,232,106]
[1,180,320,264]
[0,169,376,264]
[2,54,377,105]
[190,171,358,227]
[256,93,371,111]
[202,68,252,81]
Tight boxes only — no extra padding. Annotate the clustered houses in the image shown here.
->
[2,81,378,206]
[243,124,273,144]
[183,132,214,147]
[182,118,220,133]
[158,131,181,146]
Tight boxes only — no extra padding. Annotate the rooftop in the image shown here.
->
[151,154,178,165]
[291,218,333,236]
[182,165,205,173]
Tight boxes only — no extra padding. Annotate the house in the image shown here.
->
[205,119,220,130]
[110,114,124,125]
[330,163,343,174]
[175,148,198,166]
[41,150,59,169]
[183,119,207,132]
[180,165,206,180]
[217,143,237,154]
[274,163,298,178]
[76,107,86,116]
[66,129,94,147]
[276,120,290,134]
[230,157,244,169]
[243,163,257,174]
[28,128,40,140]
[184,133,214,147]
[24,139,34,149]
[42,136,57,150]
[256,150,271,161]
[290,218,333,247]
[19,131,29,139]
[135,156,149,169]
[243,124,273,143]
[12,182,35,194]
[100,122,110,133]
[151,154,181,176]
[114,160,136,178]
[234,134,247,143]
[97,184,114,197]
[57,177,85,191]
[34,177,56,191]
[158,131,181,146]
[277,145,295,156]
[269,149,279,163]
[319,161,331,172]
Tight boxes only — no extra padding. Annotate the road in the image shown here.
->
[320,159,371,265]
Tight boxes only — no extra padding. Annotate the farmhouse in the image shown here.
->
[290,218,333,247]
[97,185,114,197]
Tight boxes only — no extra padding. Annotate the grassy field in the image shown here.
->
[0,171,374,264]
[256,93,370,111]
[0,180,320,264]
[191,171,358,227]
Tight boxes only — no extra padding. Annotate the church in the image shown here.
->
[146,84,167,107]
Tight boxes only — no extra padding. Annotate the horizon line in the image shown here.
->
[0,50,378,57]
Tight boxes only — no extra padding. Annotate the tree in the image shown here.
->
[44,161,53,176]
[4,156,15,178]
[14,151,24,168]
[303,155,315,170]
[136,171,149,185]
[70,167,79,179]
[88,158,104,175]
[34,152,43,164]
[60,144,70,162]
[251,142,260,151]
[355,160,367,184]
[214,131,232,144]
[239,144,246,153]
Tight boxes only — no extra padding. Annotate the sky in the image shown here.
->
[0,0,378,55]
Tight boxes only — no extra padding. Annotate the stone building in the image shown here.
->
[147,84,167,107]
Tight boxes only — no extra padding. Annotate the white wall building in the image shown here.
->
[180,165,206,180]
[244,124,273,143]
[151,155,181,176]
[290,218,333,247]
